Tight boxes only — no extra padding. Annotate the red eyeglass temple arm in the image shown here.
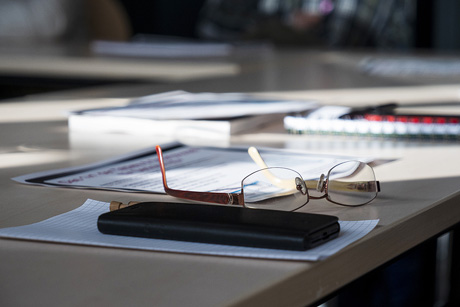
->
[155,145,244,206]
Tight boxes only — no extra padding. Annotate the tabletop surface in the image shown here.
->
[1,47,460,307]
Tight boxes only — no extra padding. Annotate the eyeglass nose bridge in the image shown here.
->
[316,174,326,193]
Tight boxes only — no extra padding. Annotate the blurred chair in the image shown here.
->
[86,0,131,41]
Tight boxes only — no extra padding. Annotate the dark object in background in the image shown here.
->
[119,0,206,38]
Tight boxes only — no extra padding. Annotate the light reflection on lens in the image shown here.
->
[327,161,378,206]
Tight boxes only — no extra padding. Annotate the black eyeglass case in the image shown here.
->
[97,202,340,251]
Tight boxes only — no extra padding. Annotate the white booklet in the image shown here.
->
[68,91,317,138]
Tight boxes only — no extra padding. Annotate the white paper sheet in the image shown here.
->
[0,199,379,261]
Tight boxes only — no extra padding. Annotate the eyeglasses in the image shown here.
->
[155,145,380,211]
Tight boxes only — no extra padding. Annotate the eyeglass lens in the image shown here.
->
[241,167,309,211]
[326,161,378,206]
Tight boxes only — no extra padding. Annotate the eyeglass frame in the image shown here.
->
[155,145,381,210]
[247,147,381,207]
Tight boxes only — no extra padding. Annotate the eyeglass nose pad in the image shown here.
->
[295,177,307,195]
[316,174,326,192]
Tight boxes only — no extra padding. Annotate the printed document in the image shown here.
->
[13,144,374,194]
